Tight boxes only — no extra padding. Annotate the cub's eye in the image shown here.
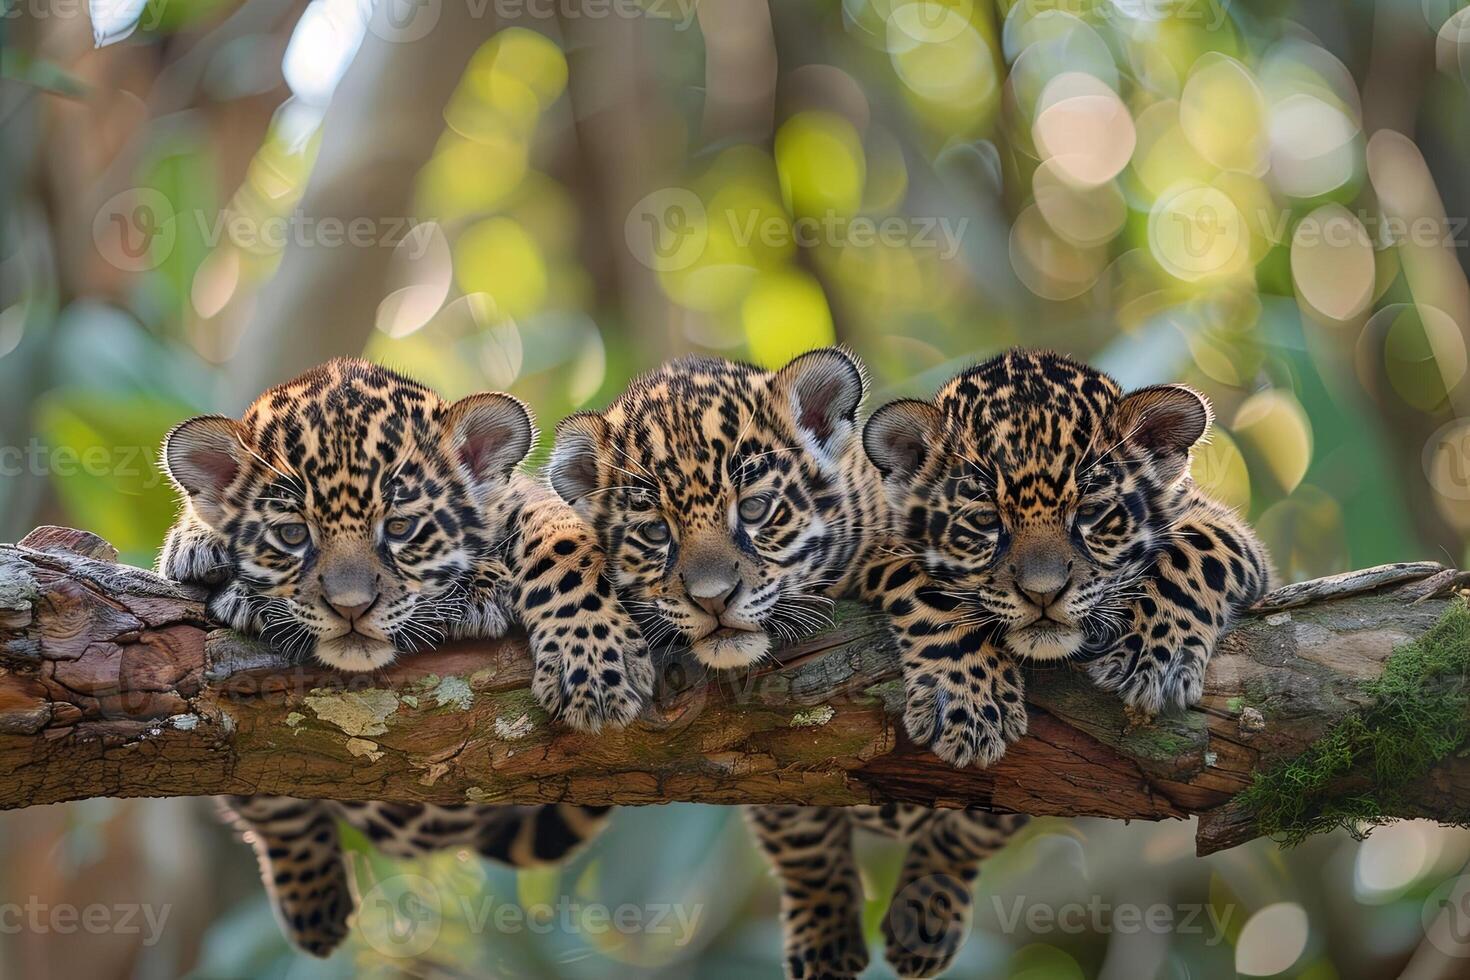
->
[276,522,310,548]
[641,519,671,544]
[738,495,773,525]
[384,517,418,541]
[967,510,1001,533]
[1075,500,1112,524]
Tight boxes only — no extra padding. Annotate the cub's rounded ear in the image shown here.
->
[863,399,942,481]
[547,412,607,504]
[774,347,868,463]
[1113,384,1212,460]
[446,392,537,485]
[163,415,246,507]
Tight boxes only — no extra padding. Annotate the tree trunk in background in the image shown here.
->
[226,2,497,407]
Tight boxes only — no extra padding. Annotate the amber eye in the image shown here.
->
[641,519,671,545]
[738,495,773,525]
[1076,500,1111,524]
[384,516,417,541]
[969,509,1001,532]
[276,522,309,548]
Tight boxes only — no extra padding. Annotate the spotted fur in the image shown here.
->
[159,358,650,955]
[547,349,1028,977]
[866,349,1271,717]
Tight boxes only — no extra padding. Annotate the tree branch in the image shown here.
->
[2,526,1467,856]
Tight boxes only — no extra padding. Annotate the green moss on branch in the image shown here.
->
[1239,601,1470,845]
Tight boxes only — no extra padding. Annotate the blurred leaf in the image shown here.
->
[34,389,191,562]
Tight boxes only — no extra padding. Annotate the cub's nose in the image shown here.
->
[320,568,381,623]
[688,580,739,616]
[683,559,741,617]
[327,593,379,622]
[1013,560,1073,610]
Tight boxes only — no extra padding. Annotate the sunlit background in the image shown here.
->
[5,0,1470,976]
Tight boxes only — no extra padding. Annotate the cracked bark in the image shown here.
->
[2,526,1467,856]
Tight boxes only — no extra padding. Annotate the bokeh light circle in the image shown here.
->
[1009,204,1106,300]
[1033,73,1136,187]
[1290,204,1376,321]
[1235,902,1309,976]
[1033,160,1126,247]
[1268,93,1361,198]
[1180,53,1269,176]
[1147,183,1251,283]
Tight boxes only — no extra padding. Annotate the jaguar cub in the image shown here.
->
[160,358,650,954]
[546,349,1028,978]
[865,349,1270,717]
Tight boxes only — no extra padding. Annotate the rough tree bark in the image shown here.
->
[1,526,1466,856]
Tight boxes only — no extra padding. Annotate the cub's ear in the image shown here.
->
[446,392,537,486]
[547,412,607,505]
[1113,384,1211,476]
[163,415,247,525]
[864,399,942,481]
[774,347,867,465]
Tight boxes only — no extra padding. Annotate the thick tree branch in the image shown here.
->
[1,526,1467,856]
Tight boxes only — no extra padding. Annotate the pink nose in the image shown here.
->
[327,593,378,622]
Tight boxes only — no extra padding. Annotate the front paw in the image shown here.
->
[1086,641,1206,718]
[532,634,652,733]
[903,678,1025,769]
[448,592,513,641]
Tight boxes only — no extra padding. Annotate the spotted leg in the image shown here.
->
[883,810,1029,977]
[857,554,1028,768]
[510,494,653,732]
[1085,496,1269,717]
[218,795,353,957]
[746,805,869,980]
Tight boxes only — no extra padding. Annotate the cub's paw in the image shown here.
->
[883,872,973,978]
[160,521,230,586]
[1086,637,1207,719]
[782,914,869,980]
[447,590,514,642]
[531,631,652,733]
[903,669,1027,769]
[902,685,1011,769]
[447,560,515,641]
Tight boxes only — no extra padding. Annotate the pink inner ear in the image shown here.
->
[800,400,834,444]
[193,447,239,491]
[457,425,506,481]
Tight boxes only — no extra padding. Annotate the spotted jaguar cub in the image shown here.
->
[865,349,1271,718]
[160,358,650,954]
[547,349,1028,978]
